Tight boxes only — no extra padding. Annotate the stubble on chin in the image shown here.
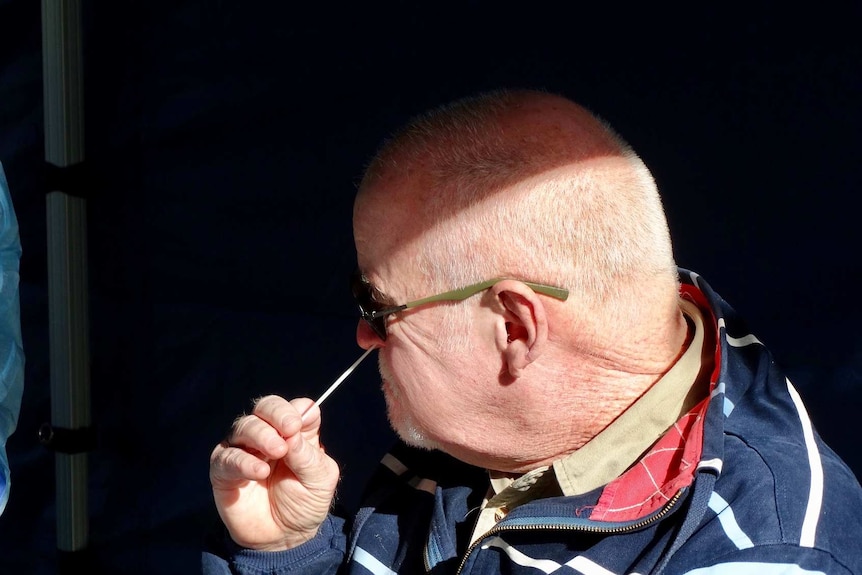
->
[378,356,438,451]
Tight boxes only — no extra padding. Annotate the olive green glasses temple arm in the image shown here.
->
[368,279,569,319]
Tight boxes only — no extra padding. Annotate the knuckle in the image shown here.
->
[230,413,260,441]
[209,447,234,481]
[209,444,224,467]
[252,394,282,412]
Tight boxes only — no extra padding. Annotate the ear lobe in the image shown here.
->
[492,281,548,379]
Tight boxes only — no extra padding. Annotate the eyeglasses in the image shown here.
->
[351,271,569,341]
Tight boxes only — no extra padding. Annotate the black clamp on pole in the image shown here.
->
[38,423,97,454]
[44,160,91,199]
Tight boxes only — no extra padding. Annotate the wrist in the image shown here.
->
[224,518,345,572]
[253,527,320,552]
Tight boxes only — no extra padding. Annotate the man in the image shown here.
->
[204,90,862,574]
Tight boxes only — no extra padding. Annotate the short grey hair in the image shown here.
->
[360,89,678,349]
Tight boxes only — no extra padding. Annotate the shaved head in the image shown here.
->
[360,90,629,202]
[355,89,678,339]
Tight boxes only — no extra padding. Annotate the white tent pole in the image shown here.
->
[41,0,91,557]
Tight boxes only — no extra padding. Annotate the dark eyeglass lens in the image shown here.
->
[368,317,387,340]
[351,273,388,340]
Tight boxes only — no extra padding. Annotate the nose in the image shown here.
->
[356,319,385,350]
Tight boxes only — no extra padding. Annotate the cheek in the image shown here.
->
[385,348,431,397]
[383,348,454,417]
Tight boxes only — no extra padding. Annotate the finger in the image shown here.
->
[252,395,312,438]
[227,413,290,460]
[209,442,271,487]
[289,397,318,428]
[287,398,326,450]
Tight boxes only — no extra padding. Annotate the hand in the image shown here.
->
[209,395,340,551]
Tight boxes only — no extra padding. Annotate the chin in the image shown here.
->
[394,419,440,451]
[383,386,439,450]
[379,356,441,451]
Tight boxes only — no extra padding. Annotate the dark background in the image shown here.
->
[1,2,860,573]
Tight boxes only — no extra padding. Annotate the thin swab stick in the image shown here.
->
[302,347,376,418]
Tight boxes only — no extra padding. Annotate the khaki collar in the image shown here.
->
[552,297,709,496]
[470,299,713,545]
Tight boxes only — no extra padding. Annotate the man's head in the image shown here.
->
[352,89,686,471]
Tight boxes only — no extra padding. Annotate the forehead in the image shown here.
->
[353,183,429,298]
[354,159,432,237]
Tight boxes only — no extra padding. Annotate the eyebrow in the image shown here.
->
[362,273,397,307]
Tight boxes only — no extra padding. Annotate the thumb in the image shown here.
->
[282,428,338,489]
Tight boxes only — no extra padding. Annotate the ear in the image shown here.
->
[491,280,549,379]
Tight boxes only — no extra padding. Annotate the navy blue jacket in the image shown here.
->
[204,270,862,574]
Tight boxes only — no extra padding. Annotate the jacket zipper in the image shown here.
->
[448,489,686,574]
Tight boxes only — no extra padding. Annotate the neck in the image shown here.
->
[475,304,691,475]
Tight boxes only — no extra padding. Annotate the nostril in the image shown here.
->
[356,319,385,349]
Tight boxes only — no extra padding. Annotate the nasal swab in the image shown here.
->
[303,347,376,418]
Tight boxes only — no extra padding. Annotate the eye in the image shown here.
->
[369,285,388,306]
[361,275,389,306]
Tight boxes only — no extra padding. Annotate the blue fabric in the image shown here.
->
[0,162,24,515]
[203,271,862,574]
